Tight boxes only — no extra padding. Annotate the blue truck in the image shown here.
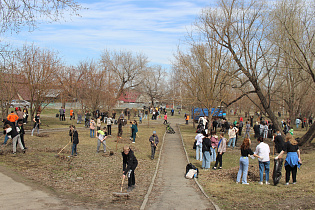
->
[192,108,226,121]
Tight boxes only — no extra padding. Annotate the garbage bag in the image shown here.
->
[186,163,199,178]
[273,158,283,186]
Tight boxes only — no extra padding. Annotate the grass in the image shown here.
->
[0,111,166,209]
[180,124,315,209]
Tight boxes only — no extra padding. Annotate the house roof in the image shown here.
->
[119,91,141,103]
[2,73,31,101]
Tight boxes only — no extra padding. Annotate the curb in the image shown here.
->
[140,130,166,210]
[177,124,220,210]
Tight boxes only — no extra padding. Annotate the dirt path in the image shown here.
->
[144,118,215,210]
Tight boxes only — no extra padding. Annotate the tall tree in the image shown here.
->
[173,42,232,120]
[16,44,61,117]
[100,50,148,101]
[141,65,165,107]
[271,0,315,145]
[194,0,283,132]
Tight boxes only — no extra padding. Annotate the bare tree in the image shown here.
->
[0,47,18,118]
[173,41,232,121]
[100,50,148,101]
[0,0,81,33]
[193,0,284,132]
[272,0,315,145]
[16,44,61,117]
[141,65,165,106]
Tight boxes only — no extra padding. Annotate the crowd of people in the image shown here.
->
[194,114,304,186]
[1,105,308,191]
[1,106,39,155]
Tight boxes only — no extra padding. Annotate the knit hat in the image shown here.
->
[153,131,156,134]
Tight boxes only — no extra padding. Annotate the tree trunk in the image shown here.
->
[298,123,315,146]
[229,48,283,135]
[254,86,283,135]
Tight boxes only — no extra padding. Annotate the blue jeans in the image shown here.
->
[237,157,249,183]
[228,137,236,148]
[72,143,77,155]
[4,134,8,144]
[196,144,202,161]
[244,131,250,139]
[202,151,211,169]
[210,147,216,162]
[296,124,299,129]
[90,129,95,138]
[259,161,270,182]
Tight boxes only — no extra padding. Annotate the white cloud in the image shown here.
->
[5,0,211,68]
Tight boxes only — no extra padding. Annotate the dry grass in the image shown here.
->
[0,115,165,209]
[180,124,315,210]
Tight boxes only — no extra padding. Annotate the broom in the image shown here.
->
[112,175,130,197]
[54,141,71,157]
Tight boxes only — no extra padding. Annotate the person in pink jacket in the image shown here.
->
[213,133,227,170]
[163,113,168,124]
[210,131,219,162]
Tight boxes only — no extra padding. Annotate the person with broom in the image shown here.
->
[69,125,79,156]
[122,145,138,192]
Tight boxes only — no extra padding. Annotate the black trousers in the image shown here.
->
[128,170,135,186]
[214,152,224,167]
[151,145,156,159]
[118,127,123,137]
[285,165,297,183]
[107,125,111,135]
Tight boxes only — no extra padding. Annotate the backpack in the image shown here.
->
[185,163,199,178]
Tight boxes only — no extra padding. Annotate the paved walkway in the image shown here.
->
[144,118,215,210]
[0,171,68,209]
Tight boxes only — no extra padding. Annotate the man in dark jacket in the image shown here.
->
[69,125,79,156]
[122,146,138,191]
[149,131,159,160]
[273,130,284,154]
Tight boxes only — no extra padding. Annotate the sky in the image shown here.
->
[5,0,214,69]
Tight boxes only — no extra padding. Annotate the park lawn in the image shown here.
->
[180,125,315,210]
[0,121,165,209]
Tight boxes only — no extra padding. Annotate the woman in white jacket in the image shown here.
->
[195,130,204,161]
[228,124,239,148]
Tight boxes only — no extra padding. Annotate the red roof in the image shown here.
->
[119,91,141,103]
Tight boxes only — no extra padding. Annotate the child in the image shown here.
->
[96,116,102,137]
[163,113,168,124]
[4,124,25,154]
[97,127,107,153]
[17,120,26,149]
[122,145,138,192]
[89,118,96,138]
[69,125,79,156]
[31,113,41,136]
[213,133,227,170]
[107,116,112,136]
